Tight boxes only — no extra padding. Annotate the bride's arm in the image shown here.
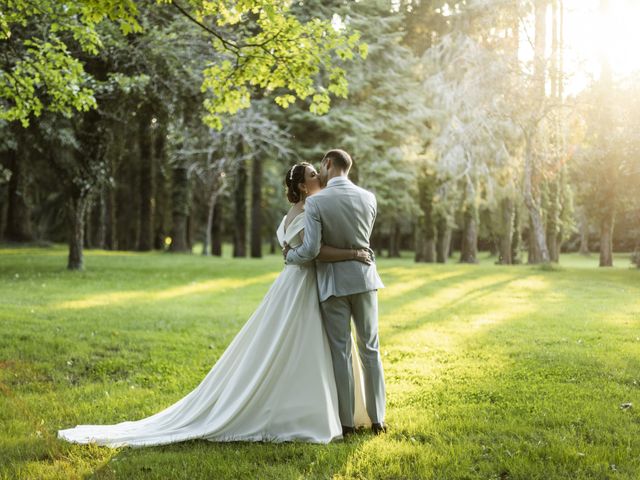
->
[298,231,372,264]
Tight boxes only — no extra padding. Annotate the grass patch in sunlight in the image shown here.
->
[1,247,639,479]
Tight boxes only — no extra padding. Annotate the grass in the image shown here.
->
[0,245,639,479]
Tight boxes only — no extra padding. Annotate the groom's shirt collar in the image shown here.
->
[327,176,351,187]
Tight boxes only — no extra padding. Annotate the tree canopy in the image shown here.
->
[0,0,364,128]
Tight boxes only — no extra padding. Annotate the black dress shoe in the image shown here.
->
[342,425,356,437]
[372,422,387,435]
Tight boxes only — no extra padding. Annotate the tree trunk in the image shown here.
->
[511,204,521,263]
[546,0,563,263]
[233,157,247,258]
[551,0,559,98]
[422,205,436,263]
[436,215,450,263]
[597,0,616,268]
[103,134,120,251]
[555,166,568,258]
[137,106,154,251]
[460,177,478,264]
[4,149,33,242]
[460,208,478,263]
[415,219,436,262]
[84,200,93,249]
[169,163,190,252]
[414,227,424,262]
[415,170,436,263]
[506,0,520,267]
[115,134,139,250]
[387,227,395,258]
[153,126,168,251]
[211,201,223,256]
[372,227,384,257]
[523,138,550,264]
[250,156,262,258]
[203,194,214,257]
[270,235,276,255]
[424,237,436,262]
[67,194,90,270]
[187,213,193,251]
[106,184,117,250]
[489,233,499,258]
[579,209,590,255]
[96,187,107,249]
[534,0,547,96]
[394,223,402,256]
[0,174,6,240]
[498,197,514,264]
[546,179,560,262]
[388,222,401,258]
[522,0,551,264]
[599,213,614,267]
[203,180,223,256]
[527,218,540,264]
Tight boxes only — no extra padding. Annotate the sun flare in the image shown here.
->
[564,0,640,90]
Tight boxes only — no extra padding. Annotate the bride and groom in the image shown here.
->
[58,149,386,446]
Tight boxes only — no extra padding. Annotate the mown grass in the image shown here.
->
[0,246,639,479]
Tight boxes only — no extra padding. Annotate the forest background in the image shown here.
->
[1,0,639,269]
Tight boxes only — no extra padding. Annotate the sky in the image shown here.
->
[541,0,640,94]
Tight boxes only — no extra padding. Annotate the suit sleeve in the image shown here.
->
[370,193,378,225]
[286,197,322,265]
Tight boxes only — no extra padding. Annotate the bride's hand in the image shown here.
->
[282,243,291,260]
[354,249,373,265]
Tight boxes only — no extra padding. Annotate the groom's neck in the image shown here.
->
[327,171,348,181]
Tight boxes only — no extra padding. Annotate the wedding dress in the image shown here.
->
[58,212,370,447]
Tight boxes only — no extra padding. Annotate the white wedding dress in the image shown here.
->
[58,213,370,447]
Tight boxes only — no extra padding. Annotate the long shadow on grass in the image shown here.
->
[7,259,639,479]
[288,270,561,479]
[366,273,640,480]
[334,276,561,479]
[49,272,279,311]
[65,267,555,479]
[380,268,534,341]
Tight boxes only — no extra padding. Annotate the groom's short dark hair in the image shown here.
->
[322,149,352,172]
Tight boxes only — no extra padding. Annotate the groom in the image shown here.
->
[285,149,386,436]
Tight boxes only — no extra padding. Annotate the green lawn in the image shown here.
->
[1,246,639,479]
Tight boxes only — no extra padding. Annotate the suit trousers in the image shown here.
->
[320,290,386,427]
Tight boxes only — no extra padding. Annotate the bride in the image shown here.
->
[58,162,372,447]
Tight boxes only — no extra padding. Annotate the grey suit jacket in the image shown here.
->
[286,176,384,302]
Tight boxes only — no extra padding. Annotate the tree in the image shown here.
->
[2,0,364,268]
[594,0,615,267]
[288,0,427,256]
[1,0,364,129]
[421,33,519,264]
[2,124,34,241]
[572,72,640,268]
[191,105,292,257]
[521,0,551,264]
[0,0,140,125]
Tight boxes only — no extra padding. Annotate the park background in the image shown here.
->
[1,0,639,479]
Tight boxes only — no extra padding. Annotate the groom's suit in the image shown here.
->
[286,176,386,427]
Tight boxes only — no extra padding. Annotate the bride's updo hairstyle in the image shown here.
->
[285,162,311,204]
